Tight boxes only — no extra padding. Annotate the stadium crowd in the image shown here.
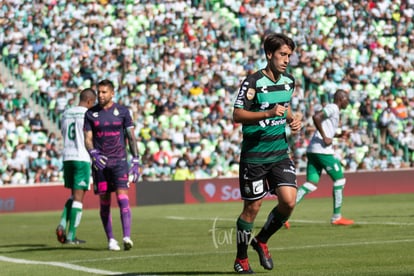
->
[1,0,414,185]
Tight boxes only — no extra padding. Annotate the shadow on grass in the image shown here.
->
[0,243,101,253]
[115,272,239,275]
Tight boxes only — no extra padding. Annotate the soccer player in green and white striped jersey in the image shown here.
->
[56,88,96,244]
[233,33,302,274]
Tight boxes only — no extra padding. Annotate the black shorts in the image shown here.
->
[92,158,129,195]
[239,158,297,201]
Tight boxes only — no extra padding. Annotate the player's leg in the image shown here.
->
[66,161,90,244]
[100,193,115,239]
[235,199,261,274]
[326,158,354,225]
[253,160,297,270]
[66,190,86,243]
[59,197,73,227]
[100,192,121,250]
[234,162,269,273]
[114,161,133,250]
[56,161,74,243]
[296,153,321,204]
[116,189,133,250]
[252,186,296,270]
[93,168,120,250]
[255,186,296,243]
[296,181,318,204]
[56,197,72,243]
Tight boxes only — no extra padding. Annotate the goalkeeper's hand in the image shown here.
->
[128,157,141,183]
[88,149,108,170]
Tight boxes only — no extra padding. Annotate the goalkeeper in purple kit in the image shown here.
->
[84,79,141,251]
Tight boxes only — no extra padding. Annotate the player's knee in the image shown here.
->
[334,178,346,187]
[100,198,111,205]
[243,200,262,217]
[279,200,295,215]
[303,182,318,192]
[117,193,129,201]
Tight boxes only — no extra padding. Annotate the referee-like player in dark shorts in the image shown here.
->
[84,79,141,251]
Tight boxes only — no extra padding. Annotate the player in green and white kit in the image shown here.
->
[233,33,302,274]
[56,88,96,244]
[295,89,354,225]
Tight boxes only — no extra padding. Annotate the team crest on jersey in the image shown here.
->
[244,185,251,195]
[113,108,119,116]
[246,88,255,100]
[92,112,99,118]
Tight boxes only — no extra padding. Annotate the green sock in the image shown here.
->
[296,182,318,204]
[333,179,345,216]
[67,201,83,241]
[59,198,73,228]
[236,217,253,259]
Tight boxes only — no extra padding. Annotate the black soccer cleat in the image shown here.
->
[234,258,254,274]
[56,225,66,244]
[251,237,273,270]
[123,237,133,251]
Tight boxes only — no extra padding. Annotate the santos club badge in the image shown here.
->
[246,88,255,100]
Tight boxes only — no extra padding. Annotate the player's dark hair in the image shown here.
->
[263,33,295,55]
[334,89,348,101]
[79,88,96,102]
[98,79,115,91]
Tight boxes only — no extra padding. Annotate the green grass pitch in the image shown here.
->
[1,193,414,275]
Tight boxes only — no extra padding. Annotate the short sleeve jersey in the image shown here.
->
[307,103,340,154]
[233,70,295,164]
[61,106,90,162]
[84,103,133,159]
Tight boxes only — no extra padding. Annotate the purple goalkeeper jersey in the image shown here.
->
[84,103,133,160]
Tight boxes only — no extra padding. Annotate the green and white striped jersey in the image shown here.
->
[234,70,295,164]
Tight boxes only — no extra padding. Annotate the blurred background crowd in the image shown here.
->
[1,0,414,185]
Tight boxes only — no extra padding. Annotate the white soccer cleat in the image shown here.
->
[123,237,134,251]
[108,238,121,251]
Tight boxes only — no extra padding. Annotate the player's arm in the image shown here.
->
[84,129,94,151]
[233,77,286,124]
[286,106,302,132]
[312,110,332,146]
[60,113,66,137]
[233,104,287,124]
[84,129,108,170]
[126,126,141,183]
[125,126,139,158]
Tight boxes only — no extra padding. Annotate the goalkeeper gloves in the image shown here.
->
[128,156,141,183]
[88,149,108,170]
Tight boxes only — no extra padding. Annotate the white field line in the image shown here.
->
[2,239,414,274]
[165,216,414,226]
[1,216,413,274]
[0,255,122,275]
[71,238,414,264]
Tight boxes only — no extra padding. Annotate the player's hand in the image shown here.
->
[88,149,108,170]
[128,157,141,184]
[270,104,287,117]
[288,113,302,133]
[323,137,333,146]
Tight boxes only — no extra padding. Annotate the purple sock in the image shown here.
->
[100,198,114,240]
[117,194,131,238]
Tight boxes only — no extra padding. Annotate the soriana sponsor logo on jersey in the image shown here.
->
[184,179,274,203]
